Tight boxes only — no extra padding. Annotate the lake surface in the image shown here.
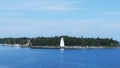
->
[0,46,120,68]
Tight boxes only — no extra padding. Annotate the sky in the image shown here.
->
[0,0,120,41]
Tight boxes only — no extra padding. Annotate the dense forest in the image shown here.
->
[0,36,119,47]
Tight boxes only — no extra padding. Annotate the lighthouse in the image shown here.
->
[60,37,65,48]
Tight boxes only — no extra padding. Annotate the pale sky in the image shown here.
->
[0,0,120,41]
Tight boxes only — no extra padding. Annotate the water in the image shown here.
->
[0,46,120,68]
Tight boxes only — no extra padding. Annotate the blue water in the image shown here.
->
[0,46,120,68]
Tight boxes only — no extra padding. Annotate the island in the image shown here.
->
[0,36,119,48]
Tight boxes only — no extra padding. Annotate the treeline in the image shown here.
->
[0,37,29,45]
[0,36,119,47]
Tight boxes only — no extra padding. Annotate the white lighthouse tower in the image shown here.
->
[60,37,65,48]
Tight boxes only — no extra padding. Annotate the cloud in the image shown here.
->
[103,12,120,16]
[39,4,76,11]
[0,13,23,16]
[0,0,78,11]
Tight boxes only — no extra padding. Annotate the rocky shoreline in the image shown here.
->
[0,44,119,49]
[28,46,120,49]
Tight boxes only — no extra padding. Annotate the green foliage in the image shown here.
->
[0,36,118,47]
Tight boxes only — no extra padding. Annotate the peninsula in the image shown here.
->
[0,36,119,48]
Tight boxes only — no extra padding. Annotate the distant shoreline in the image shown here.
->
[28,46,120,49]
[0,36,119,48]
[0,44,120,49]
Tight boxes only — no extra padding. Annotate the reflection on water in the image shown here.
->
[60,48,64,62]
[59,48,64,68]
[60,48,64,51]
